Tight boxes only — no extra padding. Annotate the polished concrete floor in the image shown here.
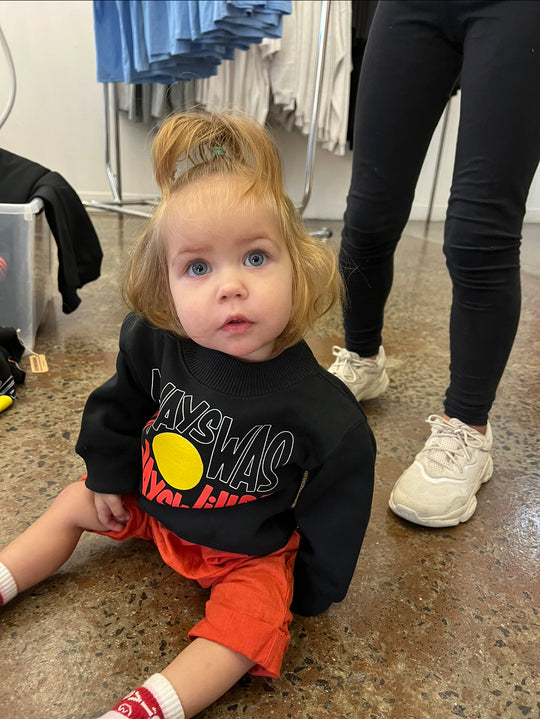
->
[1,213,538,719]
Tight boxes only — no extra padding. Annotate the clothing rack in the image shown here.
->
[83,1,333,239]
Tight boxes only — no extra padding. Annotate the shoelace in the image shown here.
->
[330,346,377,382]
[420,414,485,474]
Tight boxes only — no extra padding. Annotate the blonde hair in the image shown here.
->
[123,110,342,356]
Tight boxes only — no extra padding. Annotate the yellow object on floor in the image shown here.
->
[0,395,13,412]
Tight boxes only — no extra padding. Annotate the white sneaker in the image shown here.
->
[327,345,389,401]
[389,415,493,527]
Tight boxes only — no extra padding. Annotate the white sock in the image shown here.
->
[144,674,185,719]
[98,673,185,719]
[0,562,18,605]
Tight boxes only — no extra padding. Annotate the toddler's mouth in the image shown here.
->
[222,316,253,333]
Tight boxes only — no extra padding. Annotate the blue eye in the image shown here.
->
[245,251,267,267]
[188,260,210,276]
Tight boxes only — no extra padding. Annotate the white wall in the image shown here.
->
[0,0,538,221]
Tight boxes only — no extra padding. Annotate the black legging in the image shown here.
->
[340,0,540,427]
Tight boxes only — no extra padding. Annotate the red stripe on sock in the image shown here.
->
[111,686,165,719]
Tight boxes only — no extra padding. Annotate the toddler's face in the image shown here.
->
[165,176,293,362]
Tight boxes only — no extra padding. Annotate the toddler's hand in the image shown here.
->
[94,493,130,532]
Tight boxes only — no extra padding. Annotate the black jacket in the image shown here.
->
[0,148,102,313]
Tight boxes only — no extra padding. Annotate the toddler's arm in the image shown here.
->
[293,419,376,615]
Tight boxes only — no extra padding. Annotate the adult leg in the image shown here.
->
[443,0,540,427]
[340,1,462,356]
[389,0,540,527]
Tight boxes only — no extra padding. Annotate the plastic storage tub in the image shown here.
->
[0,199,54,351]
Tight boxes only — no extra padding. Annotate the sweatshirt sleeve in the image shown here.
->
[291,420,376,616]
[76,314,160,495]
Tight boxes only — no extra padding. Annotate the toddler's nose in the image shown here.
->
[218,271,248,301]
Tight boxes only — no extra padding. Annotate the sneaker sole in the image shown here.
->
[389,455,494,528]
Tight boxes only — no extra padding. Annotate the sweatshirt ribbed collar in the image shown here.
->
[179,339,320,397]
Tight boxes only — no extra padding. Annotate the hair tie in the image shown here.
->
[211,146,226,157]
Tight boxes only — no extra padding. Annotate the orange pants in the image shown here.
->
[93,492,300,677]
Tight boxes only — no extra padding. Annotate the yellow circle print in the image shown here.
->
[152,433,204,491]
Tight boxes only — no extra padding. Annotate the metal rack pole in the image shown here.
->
[424,98,451,236]
[296,0,330,216]
[84,84,156,218]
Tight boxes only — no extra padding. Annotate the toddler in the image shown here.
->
[0,111,376,718]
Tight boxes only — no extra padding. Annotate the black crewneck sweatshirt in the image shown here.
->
[77,314,375,615]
